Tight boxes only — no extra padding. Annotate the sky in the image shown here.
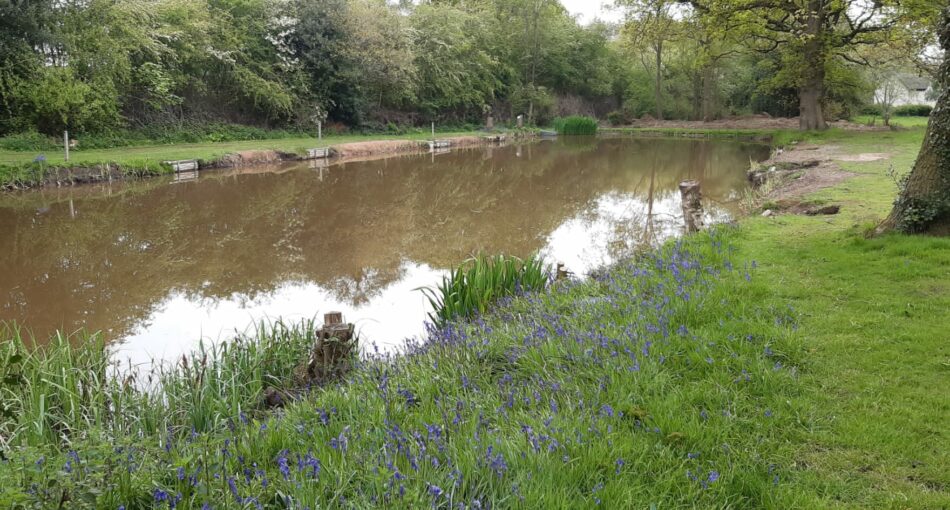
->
[560,0,624,24]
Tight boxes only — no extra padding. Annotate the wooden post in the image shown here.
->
[517,115,524,129]
[431,122,435,139]
[304,312,356,383]
[318,121,322,141]
[64,130,69,162]
[486,115,494,131]
[679,180,705,234]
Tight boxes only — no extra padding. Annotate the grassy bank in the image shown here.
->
[0,126,947,508]
[1,231,803,508]
[0,131,480,189]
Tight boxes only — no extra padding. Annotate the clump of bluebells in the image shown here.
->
[0,227,805,508]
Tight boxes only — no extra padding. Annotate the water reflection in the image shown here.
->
[0,137,768,361]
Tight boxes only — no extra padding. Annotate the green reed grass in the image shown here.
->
[0,320,313,449]
[552,116,598,136]
[420,254,550,326]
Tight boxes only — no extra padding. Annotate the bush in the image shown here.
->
[894,104,932,117]
[606,111,628,126]
[552,116,598,135]
[0,132,59,152]
[859,104,883,116]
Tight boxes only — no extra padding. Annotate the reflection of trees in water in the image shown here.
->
[0,139,768,341]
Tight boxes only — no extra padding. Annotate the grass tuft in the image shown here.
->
[553,116,598,136]
[419,254,550,326]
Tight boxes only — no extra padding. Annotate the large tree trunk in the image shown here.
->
[701,65,716,122]
[654,41,664,120]
[799,1,827,130]
[877,8,950,235]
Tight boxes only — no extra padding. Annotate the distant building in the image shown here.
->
[876,74,937,107]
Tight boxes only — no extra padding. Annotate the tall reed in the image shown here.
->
[420,254,550,326]
[0,319,315,449]
[552,116,598,135]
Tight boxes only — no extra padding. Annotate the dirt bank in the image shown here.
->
[747,142,894,215]
[330,136,495,158]
[2,135,523,191]
[612,115,885,132]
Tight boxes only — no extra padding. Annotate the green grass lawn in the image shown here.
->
[0,131,479,167]
[736,126,950,507]
[851,115,932,128]
[0,126,946,508]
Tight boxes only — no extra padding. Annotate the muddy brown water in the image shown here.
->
[0,137,769,365]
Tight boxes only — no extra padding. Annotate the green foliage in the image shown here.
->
[420,254,550,326]
[0,132,57,152]
[860,104,884,116]
[607,110,629,126]
[894,104,934,117]
[553,116,599,135]
[0,320,312,447]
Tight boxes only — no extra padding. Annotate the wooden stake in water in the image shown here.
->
[679,180,705,234]
[64,130,70,162]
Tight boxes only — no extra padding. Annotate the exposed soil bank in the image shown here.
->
[1,135,527,191]
[609,115,886,132]
[745,142,897,215]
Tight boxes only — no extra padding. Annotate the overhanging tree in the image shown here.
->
[691,0,905,130]
[878,6,949,235]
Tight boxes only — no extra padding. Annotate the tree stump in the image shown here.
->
[304,312,357,384]
[679,180,705,234]
[556,262,570,281]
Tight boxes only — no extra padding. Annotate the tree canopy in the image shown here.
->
[0,0,942,135]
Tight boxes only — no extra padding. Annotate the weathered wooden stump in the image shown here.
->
[304,312,357,383]
[556,262,570,281]
[679,180,705,234]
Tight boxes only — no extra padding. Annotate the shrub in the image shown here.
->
[859,104,883,116]
[894,104,932,117]
[420,254,550,326]
[606,111,628,126]
[0,132,58,152]
[552,116,598,135]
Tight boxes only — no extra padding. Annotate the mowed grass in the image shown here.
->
[0,131,479,167]
[735,125,950,507]
[851,115,932,128]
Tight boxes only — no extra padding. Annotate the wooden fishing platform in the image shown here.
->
[482,134,507,143]
[427,140,453,150]
[306,148,331,159]
[164,160,199,173]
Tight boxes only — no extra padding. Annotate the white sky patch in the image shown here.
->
[560,0,624,24]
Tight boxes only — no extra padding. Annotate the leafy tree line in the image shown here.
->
[0,0,942,139]
[0,0,619,137]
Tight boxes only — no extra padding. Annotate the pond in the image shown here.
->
[0,137,769,365]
